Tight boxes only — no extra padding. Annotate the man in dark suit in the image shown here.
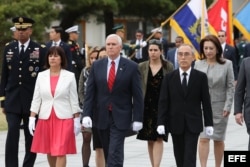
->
[82,34,144,167]
[0,16,47,167]
[217,30,238,80]
[157,44,213,167]
[46,25,72,71]
[129,29,148,63]
[166,36,184,69]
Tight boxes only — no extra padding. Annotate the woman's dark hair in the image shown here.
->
[199,34,225,64]
[44,46,67,69]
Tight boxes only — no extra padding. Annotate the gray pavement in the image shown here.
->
[0,114,248,167]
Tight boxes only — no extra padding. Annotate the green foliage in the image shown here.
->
[0,0,59,73]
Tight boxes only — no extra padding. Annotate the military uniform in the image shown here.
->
[67,40,84,86]
[0,16,47,167]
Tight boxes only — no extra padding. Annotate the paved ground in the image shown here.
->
[0,113,248,167]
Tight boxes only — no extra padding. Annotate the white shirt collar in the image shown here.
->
[18,39,30,51]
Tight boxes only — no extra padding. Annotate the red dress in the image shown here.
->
[31,76,76,156]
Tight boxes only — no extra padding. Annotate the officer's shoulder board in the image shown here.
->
[5,42,10,46]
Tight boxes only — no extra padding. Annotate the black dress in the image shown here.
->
[137,67,168,142]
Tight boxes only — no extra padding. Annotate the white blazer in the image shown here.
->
[30,69,81,119]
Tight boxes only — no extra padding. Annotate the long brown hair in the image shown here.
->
[199,35,225,64]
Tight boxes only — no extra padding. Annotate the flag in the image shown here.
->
[233,1,250,41]
[170,0,209,58]
[208,0,233,45]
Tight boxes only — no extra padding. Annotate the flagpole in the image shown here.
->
[228,0,233,45]
[129,0,190,59]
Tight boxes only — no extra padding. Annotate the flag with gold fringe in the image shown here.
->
[170,0,209,58]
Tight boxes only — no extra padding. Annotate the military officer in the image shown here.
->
[65,25,84,88]
[46,25,72,71]
[112,24,131,58]
[0,16,47,167]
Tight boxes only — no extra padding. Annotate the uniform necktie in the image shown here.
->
[182,72,188,94]
[19,45,25,59]
[108,61,116,91]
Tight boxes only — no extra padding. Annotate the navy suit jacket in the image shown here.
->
[83,57,144,130]
[157,69,213,134]
[223,44,238,80]
[166,48,177,69]
[46,41,72,71]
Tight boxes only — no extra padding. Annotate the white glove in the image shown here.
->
[157,125,165,135]
[74,117,81,136]
[28,117,36,136]
[82,116,92,128]
[205,126,214,136]
[132,121,143,131]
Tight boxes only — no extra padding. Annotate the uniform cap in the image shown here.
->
[12,17,35,29]
[112,24,124,33]
[10,26,16,32]
[65,25,79,33]
[151,27,162,33]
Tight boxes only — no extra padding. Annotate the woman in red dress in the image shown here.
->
[28,46,81,166]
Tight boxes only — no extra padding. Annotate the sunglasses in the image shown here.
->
[149,39,162,45]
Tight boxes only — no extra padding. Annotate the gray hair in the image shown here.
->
[178,43,195,56]
[106,34,122,46]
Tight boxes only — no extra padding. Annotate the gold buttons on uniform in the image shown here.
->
[19,82,22,85]
[19,67,22,71]
[19,75,22,78]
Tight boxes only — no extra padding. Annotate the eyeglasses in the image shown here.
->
[218,35,225,37]
[177,52,191,57]
[148,39,162,45]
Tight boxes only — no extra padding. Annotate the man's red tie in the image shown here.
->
[108,61,116,91]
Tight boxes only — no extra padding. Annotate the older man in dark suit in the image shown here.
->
[234,57,250,150]
[82,34,144,167]
[157,44,213,167]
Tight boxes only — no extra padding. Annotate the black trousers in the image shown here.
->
[171,130,199,167]
[5,112,36,167]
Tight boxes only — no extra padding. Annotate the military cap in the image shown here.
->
[151,27,162,33]
[65,25,79,33]
[10,26,16,32]
[112,24,125,33]
[51,25,63,34]
[12,16,35,29]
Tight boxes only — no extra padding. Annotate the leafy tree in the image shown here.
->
[0,0,59,71]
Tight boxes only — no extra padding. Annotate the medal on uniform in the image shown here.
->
[31,72,37,77]
[35,66,39,72]
[29,66,34,71]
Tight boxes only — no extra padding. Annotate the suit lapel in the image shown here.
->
[112,57,127,91]
[173,70,184,96]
